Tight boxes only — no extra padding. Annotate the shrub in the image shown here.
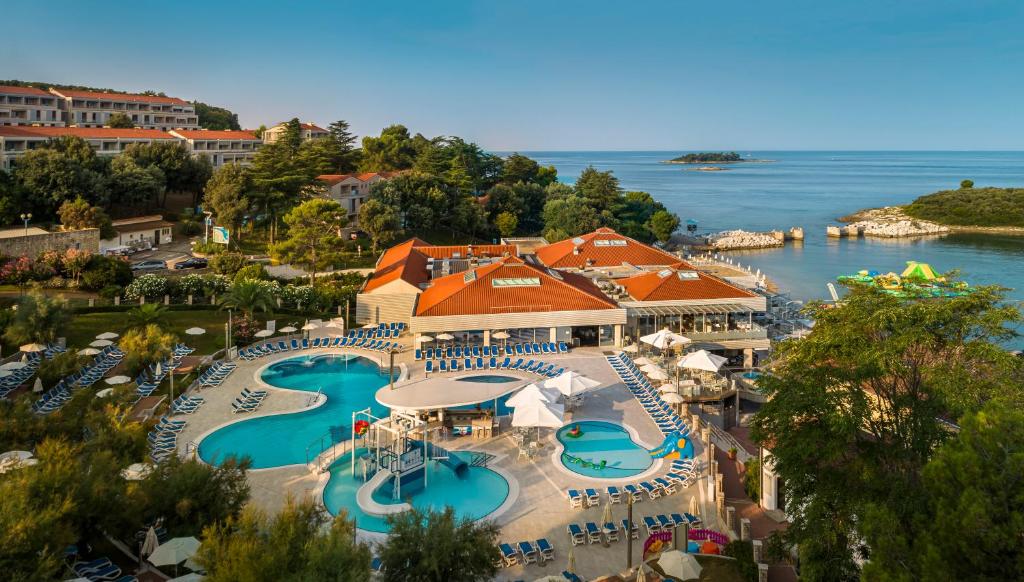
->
[723,540,759,582]
[123,274,169,301]
[37,352,84,387]
[280,284,316,309]
[742,456,761,502]
[209,252,247,276]
[202,274,231,296]
[81,256,132,291]
[233,263,268,284]
[192,240,226,256]
[175,273,206,298]
[119,324,175,376]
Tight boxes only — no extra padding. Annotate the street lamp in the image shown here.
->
[19,213,32,237]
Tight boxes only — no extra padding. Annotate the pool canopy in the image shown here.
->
[376,374,528,411]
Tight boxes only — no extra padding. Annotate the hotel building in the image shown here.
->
[0,86,63,126]
[0,126,177,170]
[48,89,199,130]
[317,172,400,220]
[262,121,328,144]
[169,129,262,168]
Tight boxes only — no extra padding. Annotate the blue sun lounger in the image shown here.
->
[567,523,585,546]
[536,537,554,562]
[584,522,602,544]
[642,516,661,534]
[620,519,640,539]
[517,540,538,564]
[425,360,434,374]
[498,543,518,566]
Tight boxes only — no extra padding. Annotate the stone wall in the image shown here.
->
[0,228,100,257]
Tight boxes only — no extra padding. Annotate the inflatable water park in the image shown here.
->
[837,261,974,298]
[649,431,693,461]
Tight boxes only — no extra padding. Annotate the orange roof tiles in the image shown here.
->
[317,172,403,186]
[415,256,618,317]
[0,126,175,139]
[535,227,691,270]
[50,88,189,105]
[301,123,327,132]
[170,129,259,140]
[362,239,519,294]
[0,85,53,96]
[620,267,756,301]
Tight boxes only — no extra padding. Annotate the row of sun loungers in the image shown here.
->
[73,345,124,388]
[148,416,185,463]
[425,356,565,377]
[346,325,403,339]
[416,341,569,361]
[0,351,41,397]
[231,388,268,413]
[70,557,132,581]
[564,512,700,547]
[170,393,204,414]
[609,353,692,437]
[239,336,397,361]
[198,361,236,387]
[496,538,555,567]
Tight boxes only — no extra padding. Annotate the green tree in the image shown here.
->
[123,141,212,206]
[197,498,371,582]
[108,155,166,209]
[359,124,418,172]
[379,506,500,582]
[209,252,248,276]
[494,211,518,237]
[220,279,276,317]
[326,119,361,173]
[205,163,251,238]
[249,136,320,242]
[119,324,176,376]
[57,196,116,238]
[960,179,974,189]
[80,255,133,291]
[751,284,1022,581]
[13,136,109,214]
[542,195,601,238]
[358,198,403,252]
[127,303,170,329]
[3,289,70,345]
[270,199,347,284]
[575,166,621,209]
[194,101,241,130]
[106,112,134,128]
[649,209,681,243]
[233,263,269,284]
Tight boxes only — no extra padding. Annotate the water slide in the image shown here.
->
[649,431,690,460]
[420,441,468,478]
[355,469,411,516]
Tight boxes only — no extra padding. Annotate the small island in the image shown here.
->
[663,151,771,164]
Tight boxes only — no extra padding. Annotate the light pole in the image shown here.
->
[20,213,32,237]
[626,492,634,568]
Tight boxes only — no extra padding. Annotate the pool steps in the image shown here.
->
[356,469,412,516]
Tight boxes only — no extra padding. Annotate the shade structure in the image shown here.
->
[254,329,274,338]
[543,370,601,397]
[279,326,298,333]
[640,328,690,350]
[33,378,44,393]
[20,343,46,352]
[122,462,153,481]
[505,383,560,408]
[511,400,564,429]
[0,370,11,378]
[89,339,113,348]
[301,322,320,331]
[658,550,702,580]
[491,331,510,340]
[185,327,206,336]
[324,318,345,328]
[566,547,576,575]
[95,388,114,398]
[636,563,648,582]
[361,323,377,329]
[105,375,131,385]
[633,357,654,367]
[622,343,639,353]
[148,537,200,567]
[95,332,119,340]
[0,362,28,370]
[644,368,669,381]
[141,526,160,557]
[657,383,677,393]
[601,500,613,526]
[435,333,455,341]
[689,495,701,517]
[78,347,101,356]
[0,450,35,474]
[677,350,727,372]
[154,362,163,377]
[661,392,684,404]
[415,335,434,344]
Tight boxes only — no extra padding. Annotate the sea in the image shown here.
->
[522,151,1024,343]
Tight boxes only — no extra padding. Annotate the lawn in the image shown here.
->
[64,311,265,355]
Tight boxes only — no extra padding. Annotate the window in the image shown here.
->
[676,271,699,280]
[594,239,627,246]
[463,270,477,283]
[491,277,541,287]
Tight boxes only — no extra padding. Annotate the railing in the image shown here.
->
[305,426,349,473]
[688,326,769,342]
[306,387,324,408]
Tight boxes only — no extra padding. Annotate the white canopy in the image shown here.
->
[254,329,274,338]
[105,375,132,385]
[658,550,702,581]
[95,388,114,398]
[20,343,46,352]
[415,335,434,344]
[33,378,44,393]
[122,462,153,481]
[78,347,101,356]
[657,383,678,393]
[677,350,727,372]
[324,318,345,328]
[141,526,160,557]
[543,370,601,397]
[622,344,639,353]
[435,333,455,341]
[491,331,510,340]
[95,332,119,340]
[185,327,206,336]
[632,357,654,366]
[90,339,113,347]
[0,362,28,370]
[661,392,684,404]
[301,322,320,331]
[362,323,377,329]
[506,383,560,408]
[640,329,690,350]
[148,537,200,567]
[279,326,298,333]
[511,400,565,429]
[0,370,11,378]
[643,366,669,381]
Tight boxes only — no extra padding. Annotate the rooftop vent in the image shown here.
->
[677,271,700,280]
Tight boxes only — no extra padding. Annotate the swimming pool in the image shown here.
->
[556,420,653,479]
[198,354,390,469]
[741,371,762,380]
[322,448,510,532]
[455,375,520,384]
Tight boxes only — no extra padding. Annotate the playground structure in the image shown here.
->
[837,261,974,299]
[649,431,692,460]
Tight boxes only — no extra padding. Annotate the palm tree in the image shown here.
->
[219,280,275,318]
[127,303,169,329]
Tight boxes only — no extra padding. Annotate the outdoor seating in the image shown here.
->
[566,523,585,546]
[584,522,602,544]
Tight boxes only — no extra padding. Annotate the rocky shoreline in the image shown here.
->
[839,206,1024,237]
[705,229,785,250]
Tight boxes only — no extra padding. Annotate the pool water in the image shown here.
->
[322,448,510,532]
[198,355,390,469]
[557,421,653,479]
[741,371,762,380]
[455,375,520,383]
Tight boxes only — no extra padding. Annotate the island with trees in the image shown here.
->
[663,151,770,165]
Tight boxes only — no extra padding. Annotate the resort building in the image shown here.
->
[169,129,262,168]
[0,126,177,170]
[0,85,63,126]
[317,171,400,220]
[534,227,683,272]
[48,89,199,130]
[100,215,174,252]
[262,121,328,144]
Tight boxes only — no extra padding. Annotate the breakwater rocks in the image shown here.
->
[706,229,787,250]
[831,206,950,238]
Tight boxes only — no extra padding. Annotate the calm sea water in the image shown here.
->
[522,151,1024,309]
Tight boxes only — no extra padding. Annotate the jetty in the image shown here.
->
[704,227,804,251]
[827,220,948,239]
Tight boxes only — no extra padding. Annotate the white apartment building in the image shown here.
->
[49,89,199,130]
[318,172,399,219]
[169,129,262,168]
[0,86,63,127]
[263,121,328,144]
[0,126,177,170]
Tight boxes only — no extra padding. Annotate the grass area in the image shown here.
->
[65,311,240,355]
[905,187,1024,227]
[410,227,495,245]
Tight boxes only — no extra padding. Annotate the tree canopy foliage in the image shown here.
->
[194,101,242,130]
[668,151,742,163]
[379,506,501,582]
[271,199,347,283]
[904,186,1024,227]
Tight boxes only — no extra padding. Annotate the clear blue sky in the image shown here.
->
[6,1,1023,150]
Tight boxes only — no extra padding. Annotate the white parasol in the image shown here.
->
[658,551,702,581]
[491,331,510,340]
[148,536,200,568]
[622,344,639,353]
[105,375,131,385]
[78,347,101,356]
[95,332,119,340]
[301,322,320,331]
[90,339,113,348]
[511,400,565,429]
[254,329,274,338]
[505,383,560,408]
[279,326,298,333]
[185,327,206,336]
[415,335,434,344]
[543,371,601,397]
[20,343,46,352]
[95,388,114,398]
[661,392,684,404]
[677,350,727,372]
[33,378,44,393]
[640,329,690,350]
[122,462,153,481]
[0,361,27,370]
[435,333,455,341]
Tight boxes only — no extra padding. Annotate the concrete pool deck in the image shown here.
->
[171,342,718,581]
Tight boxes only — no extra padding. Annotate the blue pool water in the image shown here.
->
[557,421,654,478]
[198,355,390,469]
[322,448,510,532]
[741,371,762,380]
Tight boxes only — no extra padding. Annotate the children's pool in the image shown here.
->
[198,354,391,469]
[556,420,653,479]
[323,448,510,532]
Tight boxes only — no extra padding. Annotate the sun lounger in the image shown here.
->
[584,488,600,506]
[567,489,584,508]
[464,357,473,370]
[620,519,640,539]
[290,340,300,350]
[624,484,643,502]
[604,522,619,542]
[640,481,662,499]
[657,514,675,530]
[518,540,538,564]
[425,360,434,374]
[498,543,518,567]
[450,359,460,371]
[439,360,448,373]
[488,357,497,369]
[607,486,622,503]
[499,357,511,369]
[567,523,585,546]
[642,515,661,534]
[584,522,602,544]
[536,538,554,562]
[559,341,569,353]
[654,477,677,495]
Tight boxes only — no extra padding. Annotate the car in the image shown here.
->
[102,246,134,257]
[173,257,208,270]
[131,260,167,271]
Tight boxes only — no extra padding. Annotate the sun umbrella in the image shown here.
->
[505,383,560,408]
[168,573,204,582]
[254,329,274,338]
[0,361,27,370]
[33,378,44,393]
[645,368,669,381]
[95,388,114,398]
[636,563,648,582]
[361,323,377,329]
[633,357,654,366]
[78,347,101,356]
[640,329,689,350]
[301,322,320,331]
[279,326,297,333]
[511,400,564,429]
[601,500,613,527]
[661,392,684,404]
[0,370,11,379]
[0,451,35,474]
[185,327,206,336]
[491,331,510,340]
[657,383,677,393]
[415,335,434,344]
[623,344,639,353]
[148,536,201,567]
[324,318,345,328]
[95,332,119,340]
[122,462,153,481]
[677,350,727,372]
[90,339,113,348]
[566,547,576,575]
[658,550,703,580]
[105,375,131,385]
[435,333,455,341]
[20,343,46,352]
[181,556,204,572]
[141,526,160,557]
[543,370,601,397]
[689,495,701,517]
[155,362,163,377]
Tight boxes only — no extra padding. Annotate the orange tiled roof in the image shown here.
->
[0,85,53,96]
[301,123,327,132]
[362,239,519,294]
[317,172,402,186]
[535,227,691,269]
[620,266,757,301]
[170,129,259,140]
[50,88,189,105]
[0,126,175,139]
[415,244,516,260]
[415,256,617,317]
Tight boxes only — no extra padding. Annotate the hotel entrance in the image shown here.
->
[571,325,616,348]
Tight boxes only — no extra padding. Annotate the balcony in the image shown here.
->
[687,324,768,343]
